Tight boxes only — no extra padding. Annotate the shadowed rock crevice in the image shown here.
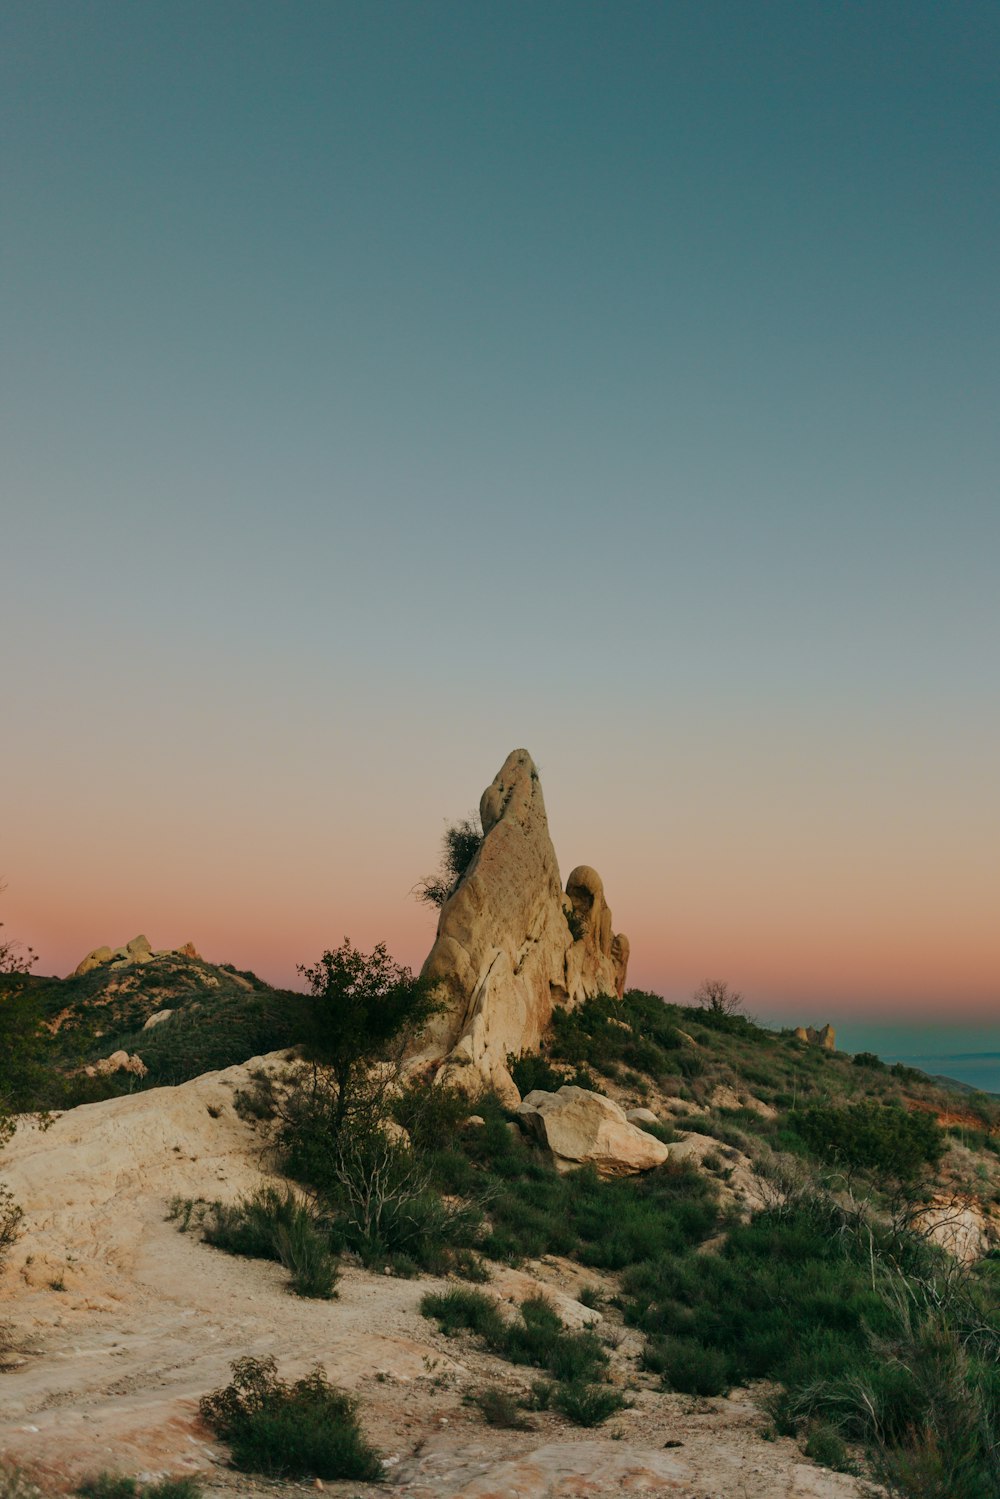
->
[418,750,628,1103]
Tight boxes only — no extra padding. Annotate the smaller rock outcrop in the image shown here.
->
[72,936,202,978]
[625,1107,660,1127]
[142,1009,175,1030]
[794,1023,836,1051]
[516,1086,669,1177]
[84,1049,148,1078]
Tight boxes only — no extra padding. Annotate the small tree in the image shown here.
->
[293,939,439,1144]
[692,979,744,1017]
[414,815,483,909]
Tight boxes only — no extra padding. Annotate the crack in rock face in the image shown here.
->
[417,749,629,1104]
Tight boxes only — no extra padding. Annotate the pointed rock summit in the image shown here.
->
[419,749,629,1102]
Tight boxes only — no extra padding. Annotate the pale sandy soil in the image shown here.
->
[0,1058,864,1499]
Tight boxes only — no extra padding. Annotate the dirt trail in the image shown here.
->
[1,1058,862,1498]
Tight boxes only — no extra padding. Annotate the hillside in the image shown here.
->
[2,961,999,1496]
[5,943,302,1097]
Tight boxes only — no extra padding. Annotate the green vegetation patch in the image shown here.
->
[199,1355,382,1480]
[787,1100,944,1179]
[426,1094,719,1268]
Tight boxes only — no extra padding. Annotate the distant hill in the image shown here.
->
[8,944,304,1094]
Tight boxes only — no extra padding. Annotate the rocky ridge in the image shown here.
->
[73,934,202,977]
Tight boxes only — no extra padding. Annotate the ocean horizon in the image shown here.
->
[772,1019,1000,1097]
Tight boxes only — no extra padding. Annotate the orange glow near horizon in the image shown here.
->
[4,733,997,1022]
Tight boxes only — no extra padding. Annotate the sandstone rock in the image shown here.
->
[516,1086,669,1177]
[142,1009,174,1030]
[418,750,628,1102]
[446,1441,688,1497]
[668,1130,767,1216]
[625,1107,660,1126]
[90,1050,147,1078]
[69,936,202,979]
[73,945,113,977]
[795,1023,836,1051]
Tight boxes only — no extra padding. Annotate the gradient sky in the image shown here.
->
[2,2,998,1022]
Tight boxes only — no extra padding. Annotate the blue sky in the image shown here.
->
[2,3,998,1020]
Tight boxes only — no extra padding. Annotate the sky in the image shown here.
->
[2,2,998,1029]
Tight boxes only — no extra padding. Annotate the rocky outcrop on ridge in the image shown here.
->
[419,749,629,1103]
[72,935,201,977]
[516,1085,669,1176]
[794,1023,837,1051]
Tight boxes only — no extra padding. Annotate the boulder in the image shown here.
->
[69,936,202,979]
[142,1009,174,1030]
[516,1086,668,1177]
[419,750,628,1102]
[73,945,113,977]
[625,1107,660,1126]
[86,1050,148,1078]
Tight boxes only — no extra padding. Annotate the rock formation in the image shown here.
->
[516,1086,669,1176]
[72,936,202,978]
[794,1023,836,1051]
[419,749,628,1103]
[84,1049,148,1078]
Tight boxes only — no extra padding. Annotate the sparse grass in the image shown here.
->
[199,1355,381,1480]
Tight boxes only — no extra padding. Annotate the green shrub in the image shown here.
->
[508,1053,596,1096]
[473,1386,532,1429]
[420,1287,505,1341]
[198,1356,381,1480]
[415,816,483,908]
[76,1481,137,1499]
[788,1101,943,1178]
[332,1127,483,1272]
[643,1335,730,1396]
[551,1380,626,1426]
[547,991,682,1084]
[273,1215,339,1299]
[422,1289,608,1387]
[392,1077,473,1153]
[444,1095,718,1270]
[802,1423,851,1472]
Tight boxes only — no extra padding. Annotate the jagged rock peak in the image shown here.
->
[72,935,202,978]
[418,748,629,1103]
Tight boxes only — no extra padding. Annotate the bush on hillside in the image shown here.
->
[788,1101,943,1179]
[424,1093,718,1268]
[199,1356,381,1480]
[547,991,681,1082]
